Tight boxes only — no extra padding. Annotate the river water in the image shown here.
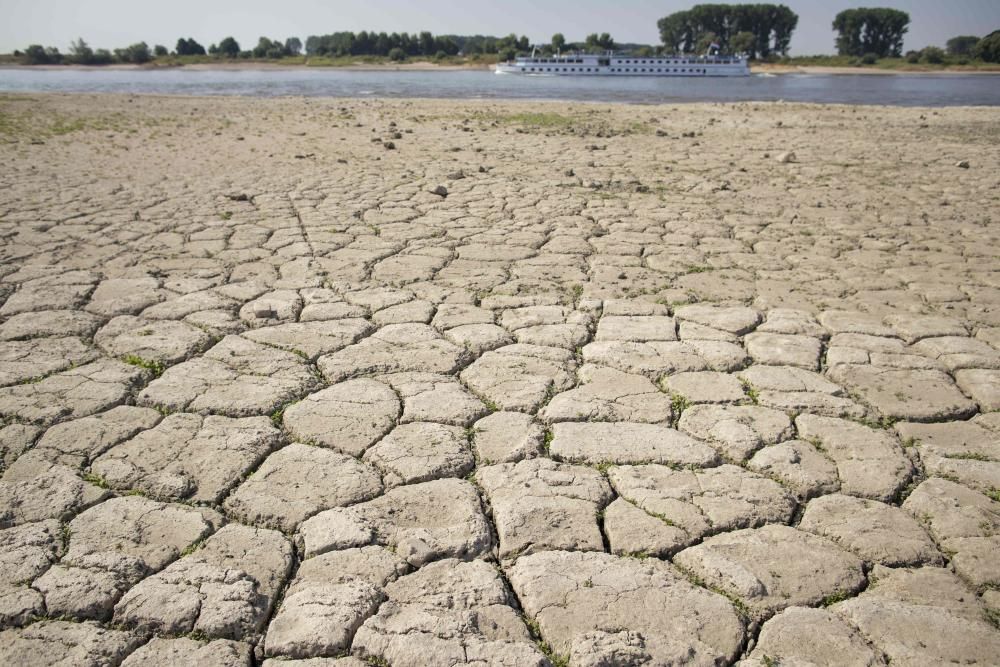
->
[0,67,997,106]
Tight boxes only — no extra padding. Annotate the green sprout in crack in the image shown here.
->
[669,393,690,427]
[122,354,165,377]
[81,472,109,489]
[740,379,760,405]
[542,428,554,454]
[820,590,851,607]
[522,614,569,667]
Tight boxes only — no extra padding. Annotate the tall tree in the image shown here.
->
[176,37,206,56]
[833,8,909,57]
[419,31,435,55]
[657,4,797,58]
[551,33,566,52]
[218,37,240,57]
[731,31,756,54]
[68,38,95,64]
[974,31,1000,62]
[23,44,56,64]
[115,42,151,64]
[946,35,979,56]
[285,37,302,56]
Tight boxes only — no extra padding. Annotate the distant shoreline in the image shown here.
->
[753,63,1000,75]
[1,60,998,75]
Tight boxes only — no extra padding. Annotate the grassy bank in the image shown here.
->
[0,53,500,68]
[771,54,1000,72]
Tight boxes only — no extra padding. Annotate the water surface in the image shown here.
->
[0,67,997,106]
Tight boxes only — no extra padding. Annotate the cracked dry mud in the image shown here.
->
[0,92,998,666]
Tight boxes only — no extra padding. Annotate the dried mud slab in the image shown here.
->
[895,416,1000,494]
[265,546,407,659]
[0,520,62,626]
[34,496,223,620]
[678,404,793,461]
[242,319,374,360]
[549,421,718,466]
[113,524,293,639]
[0,620,144,666]
[0,359,149,425]
[318,323,469,382]
[460,343,576,413]
[477,458,612,561]
[138,335,319,416]
[508,550,745,665]
[747,439,841,500]
[831,566,1000,665]
[282,379,400,456]
[352,559,547,666]
[674,524,866,621]
[0,460,109,528]
[91,413,279,502]
[740,607,887,667]
[24,405,161,470]
[901,477,1000,589]
[300,478,492,566]
[0,337,99,387]
[607,464,796,554]
[362,422,473,488]
[540,365,672,423]
[378,372,487,426]
[795,415,913,502]
[828,365,977,423]
[469,411,544,463]
[224,443,383,531]
[120,637,253,667]
[798,493,942,567]
[94,316,212,365]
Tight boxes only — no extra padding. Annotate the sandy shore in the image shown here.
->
[1,93,999,664]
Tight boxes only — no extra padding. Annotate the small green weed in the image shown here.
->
[122,354,165,377]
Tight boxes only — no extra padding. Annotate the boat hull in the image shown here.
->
[494,55,750,77]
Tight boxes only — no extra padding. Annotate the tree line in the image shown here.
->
[654,4,998,63]
[831,9,999,62]
[13,13,1000,66]
[19,35,308,65]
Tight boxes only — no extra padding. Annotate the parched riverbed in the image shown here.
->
[0,93,999,665]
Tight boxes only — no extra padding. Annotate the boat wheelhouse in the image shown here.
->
[495,52,750,77]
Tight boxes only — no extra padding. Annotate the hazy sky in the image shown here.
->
[2,0,998,55]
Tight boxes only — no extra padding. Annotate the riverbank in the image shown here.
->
[1,92,999,665]
[755,63,1000,75]
[3,56,998,74]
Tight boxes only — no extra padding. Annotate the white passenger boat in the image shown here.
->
[495,51,750,77]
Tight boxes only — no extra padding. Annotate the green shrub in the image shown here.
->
[920,46,945,64]
[904,50,920,63]
[861,52,878,65]
[388,47,406,62]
